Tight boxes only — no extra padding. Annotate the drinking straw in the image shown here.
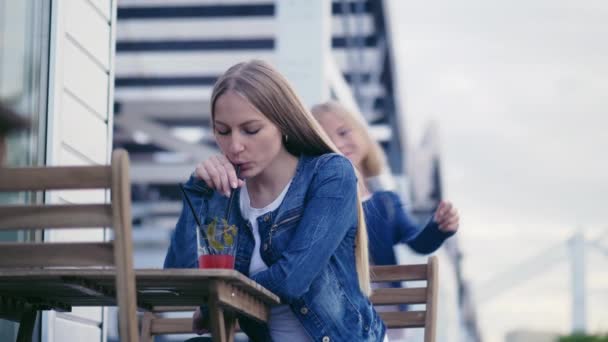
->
[178,183,211,254]
[224,165,241,222]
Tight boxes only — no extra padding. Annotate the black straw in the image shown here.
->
[179,183,203,228]
[224,165,241,222]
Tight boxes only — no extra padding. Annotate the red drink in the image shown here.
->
[198,254,235,269]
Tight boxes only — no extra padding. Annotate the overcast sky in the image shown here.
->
[387,0,608,341]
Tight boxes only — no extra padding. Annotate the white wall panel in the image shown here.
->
[54,316,102,341]
[58,135,103,166]
[89,0,112,21]
[61,92,109,164]
[66,0,111,70]
[49,226,105,242]
[53,144,106,204]
[63,38,109,117]
[69,308,104,324]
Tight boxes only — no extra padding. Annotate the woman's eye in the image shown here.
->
[215,129,230,135]
[244,128,261,135]
[338,129,350,137]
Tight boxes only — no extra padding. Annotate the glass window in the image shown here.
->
[0,0,50,339]
[0,0,49,167]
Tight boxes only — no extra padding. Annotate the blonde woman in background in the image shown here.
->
[312,101,459,340]
[165,61,387,342]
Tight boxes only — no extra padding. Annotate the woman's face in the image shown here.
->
[213,91,286,179]
[316,113,368,168]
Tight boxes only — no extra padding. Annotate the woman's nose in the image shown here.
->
[229,135,245,154]
[334,137,346,151]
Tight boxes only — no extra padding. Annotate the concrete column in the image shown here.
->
[276,0,331,107]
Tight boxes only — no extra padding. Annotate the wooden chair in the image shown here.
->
[140,306,198,342]
[0,149,138,342]
[370,256,438,342]
[138,257,439,342]
[140,305,245,342]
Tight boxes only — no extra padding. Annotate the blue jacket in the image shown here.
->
[164,154,386,342]
[364,191,454,267]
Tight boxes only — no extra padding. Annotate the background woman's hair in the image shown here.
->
[311,101,388,178]
[210,60,371,295]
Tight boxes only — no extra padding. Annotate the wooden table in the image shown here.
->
[0,268,280,342]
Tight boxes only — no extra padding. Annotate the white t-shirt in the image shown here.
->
[239,181,311,342]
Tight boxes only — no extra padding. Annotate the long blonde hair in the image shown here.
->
[210,60,371,296]
[311,101,387,178]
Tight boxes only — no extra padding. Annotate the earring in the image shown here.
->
[283,134,289,143]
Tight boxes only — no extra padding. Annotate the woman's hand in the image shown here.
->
[194,155,244,197]
[434,200,459,232]
[192,307,209,335]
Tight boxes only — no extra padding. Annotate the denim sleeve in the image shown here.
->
[406,215,455,254]
[381,191,454,254]
[163,175,213,269]
[385,191,424,245]
[250,155,358,303]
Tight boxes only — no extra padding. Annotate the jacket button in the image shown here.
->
[300,307,308,315]
[263,214,270,222]
[263,243,268,251]
[322,337,330,342]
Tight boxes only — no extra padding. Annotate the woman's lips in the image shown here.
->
[237,162,252,170]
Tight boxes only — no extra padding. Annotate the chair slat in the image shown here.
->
[379,311,426,328]
[0,166,111,191]
[144,314,243,336]
[0,242,114,267]
[151,306,197,313]
[150,318,193,334]
[371,264,427,282]
[0,204,112,230]
[370,287,427,305]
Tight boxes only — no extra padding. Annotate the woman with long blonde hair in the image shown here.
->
[312,101,459,341]
[165,60,386,341]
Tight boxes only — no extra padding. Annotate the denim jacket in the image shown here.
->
[164,153,386,342]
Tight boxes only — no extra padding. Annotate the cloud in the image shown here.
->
[388,0,608,340]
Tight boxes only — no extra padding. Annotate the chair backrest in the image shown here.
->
[370,256,438,342]
[0,149,138,342]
